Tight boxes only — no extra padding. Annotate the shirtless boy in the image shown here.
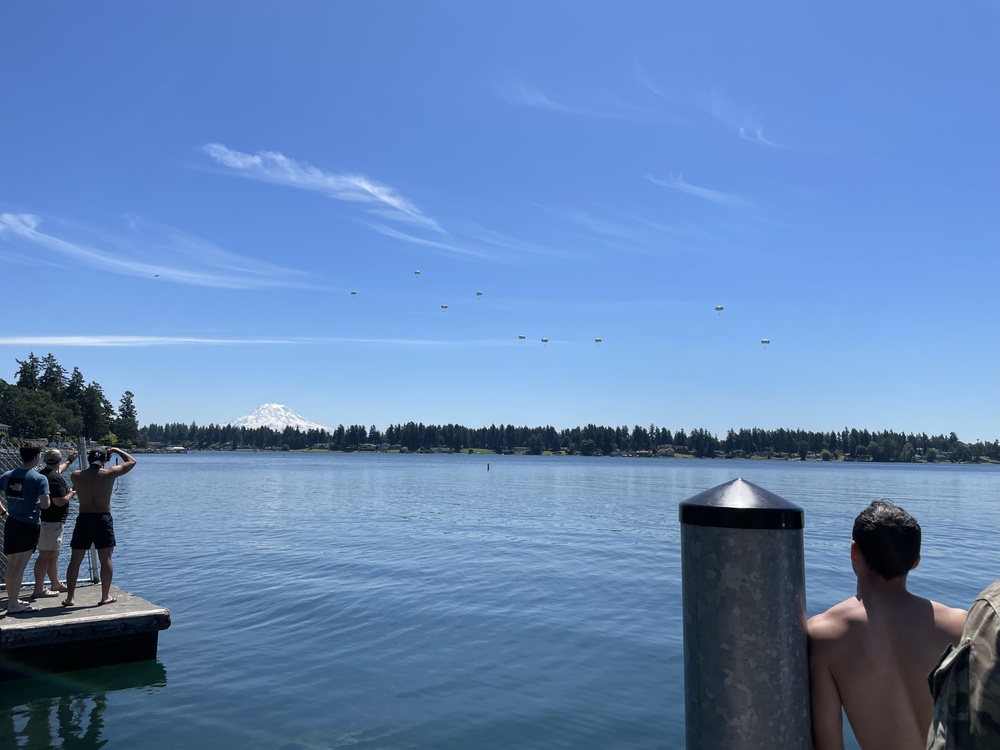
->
[807,500,967,750]
[63,447,136,607]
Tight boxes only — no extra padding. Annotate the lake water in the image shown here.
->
[1,454,997,749]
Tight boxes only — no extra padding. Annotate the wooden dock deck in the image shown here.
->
[0,584,170,680]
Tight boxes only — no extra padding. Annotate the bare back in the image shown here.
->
[809,592,967,750]
[71,454,135,513]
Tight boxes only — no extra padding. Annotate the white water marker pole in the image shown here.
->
[679,478,811,749]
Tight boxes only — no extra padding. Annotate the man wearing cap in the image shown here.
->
[31,448,78,597]
[63,446,136,607]
[0,444,51,613]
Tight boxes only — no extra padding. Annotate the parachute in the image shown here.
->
[351,291,357,297]
[540,337,549,344]
[476,291,483,298]
[440,304,448,312]
[518,335,526,341]
[715,306,724,315]
[594,338,602,346]
[414,270,421,277]
[760,339,770,346]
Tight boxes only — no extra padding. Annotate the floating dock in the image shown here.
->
[0,584,170,680]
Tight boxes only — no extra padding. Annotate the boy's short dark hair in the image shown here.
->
[852,500,922,580]
[19,443,42,464]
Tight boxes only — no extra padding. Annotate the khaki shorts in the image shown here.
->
[38,521,65,551]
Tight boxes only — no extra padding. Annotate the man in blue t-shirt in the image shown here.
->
[0,443,51,614]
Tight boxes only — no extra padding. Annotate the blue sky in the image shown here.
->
[2,2,998,440]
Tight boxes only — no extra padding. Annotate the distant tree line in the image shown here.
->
[3,354,995,462]
[140,420,1000,463]
[0,353,139,446]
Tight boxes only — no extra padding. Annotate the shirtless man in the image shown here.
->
[808,500,967,750]
[62,447,136,607]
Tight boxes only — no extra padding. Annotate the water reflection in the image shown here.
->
[0,661,166,749]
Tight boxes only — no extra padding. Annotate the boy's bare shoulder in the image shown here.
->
[931,600,968,637]
[808,597,864,643]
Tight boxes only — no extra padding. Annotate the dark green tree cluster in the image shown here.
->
[142,422,330,451]
[719,427,995,462]
[0,353,139,446]
[138,418,999,463]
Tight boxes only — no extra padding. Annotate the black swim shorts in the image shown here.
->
[70,512,116,550]
[3,517,40,555]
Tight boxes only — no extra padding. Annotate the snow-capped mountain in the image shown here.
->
[227,404,332,433]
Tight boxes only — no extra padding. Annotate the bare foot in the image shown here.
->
[7,603,34,614]
[98,597,118,606]
[52,583,69,592]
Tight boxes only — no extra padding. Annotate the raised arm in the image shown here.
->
[58,451,79,474]
[106,447,137,476]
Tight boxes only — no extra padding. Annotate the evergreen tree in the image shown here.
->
[62,367,86,415]
[115,390,140,446]
[38,353,68,397]
[81,382,115,440]
[14,353,42,389]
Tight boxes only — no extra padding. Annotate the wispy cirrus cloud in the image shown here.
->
[371,208,598,263]
[646,174,748,207]
[365,223,494,261]
[0,335,305,347]
[739,124,777,147]
[0,335,505,348]
[700,90,779,147]
[500,81,674,122]
[635,64,781,147]
[502,83,574,113]
[202,144,443,232]
[523,202,729,258]
[595,204,726,245]
[325,338,466,346]
[0,213,316,289]
[633,61,665,99]
[462,223,579,260]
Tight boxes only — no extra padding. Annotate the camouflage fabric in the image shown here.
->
[927,580,1000,749]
